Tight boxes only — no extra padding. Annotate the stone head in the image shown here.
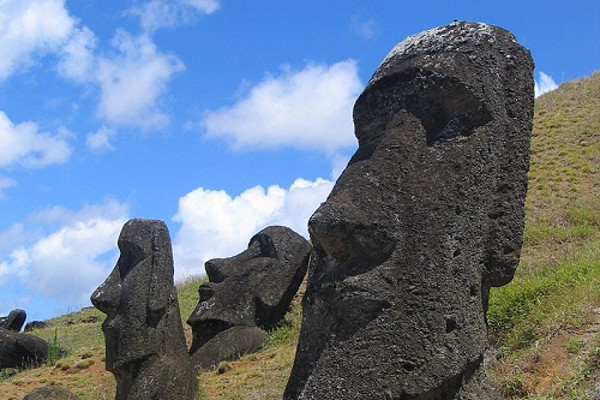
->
[187,225,310,353]
[309,21,534,288]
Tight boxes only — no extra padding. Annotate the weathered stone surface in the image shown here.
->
[0,328,48,369]
[191,325,268,370]
[91,219,197,400]
[24,385,79,400]
[0,309,26,332]
[188,225,311,370]
[284,21,534,399]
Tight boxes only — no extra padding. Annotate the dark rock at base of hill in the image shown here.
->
[91,219,197,400]
[190,325,268,370]
[284,21,534,400]
[0,309,26,332]
[24,321,46,332]
[0,328,48,369]
[188,225,311,370]
[23,385,79,400]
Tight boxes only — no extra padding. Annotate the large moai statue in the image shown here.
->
[188,226,311,370]
[284,22,534,399]
[91,219,197,400]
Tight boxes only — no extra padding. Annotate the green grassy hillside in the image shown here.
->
[1,72,598,399]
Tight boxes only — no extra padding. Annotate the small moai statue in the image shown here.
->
[92,219,197,400]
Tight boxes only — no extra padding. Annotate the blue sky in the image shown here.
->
[0,0,598,322]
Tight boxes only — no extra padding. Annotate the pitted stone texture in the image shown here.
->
[188,226,310,370]
[24,385,79,400]
[191,326,268,370]
[0,309,26,332]
[0,328,48,369]
[284,21,534,400]
[91,219,197,400]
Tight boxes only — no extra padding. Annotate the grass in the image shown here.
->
[0,71,599,399]
[488,244,600,352]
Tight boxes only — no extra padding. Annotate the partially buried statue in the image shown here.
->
[285,22,534,399]
[188,226,311,370]
[91,219,197,400]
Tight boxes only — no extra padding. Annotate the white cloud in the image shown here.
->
[0,200,128,309]
[95,30,185,129]
[172,177,334,279]
[0,111,71,168]
[203,60,362,155]
[56,24,185,130]
[0,1,201,133]
[86,126,117,152]
[130,0,220,33]
[0,0,75,80]
[535,71,559,98]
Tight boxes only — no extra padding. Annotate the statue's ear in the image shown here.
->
[147,224,173,323]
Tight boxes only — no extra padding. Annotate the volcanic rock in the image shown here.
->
[24,321,46,332]
[24,385,79,400]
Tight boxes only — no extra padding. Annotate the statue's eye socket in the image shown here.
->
[406,80,492,146]
[355,70,492,147]
[118,255,144,279]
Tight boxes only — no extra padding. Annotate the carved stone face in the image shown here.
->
[91,220,174,371]
[187,226,310,357]
[310,23,534,288]
[188,233,275,328]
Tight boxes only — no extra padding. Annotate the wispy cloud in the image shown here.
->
[172,177,333,279]
[0,177,16,200]
[0,111,71,169]
[351,15,377,39]
[203,60,362,155]
[57,26,97,82]
[534,71,559,98]
[129,0,220,33]
[86,126,117,152]
[0,0,75,80]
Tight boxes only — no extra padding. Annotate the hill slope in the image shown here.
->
[1,72,599,400]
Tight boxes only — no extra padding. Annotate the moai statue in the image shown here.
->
[188,226,311,370]
[0,309,26,332]
[91,219,197,400]
[285,21,534,399]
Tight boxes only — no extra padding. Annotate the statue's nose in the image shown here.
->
[91,267,120,315]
